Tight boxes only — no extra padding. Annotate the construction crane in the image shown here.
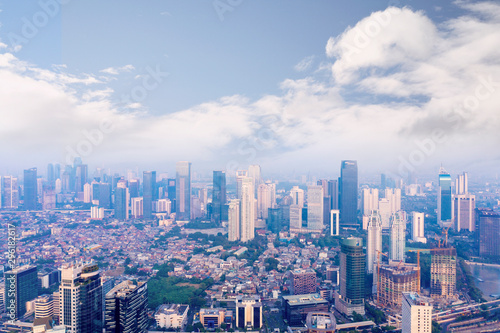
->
[408,247,455,292]
[376,250,389,306]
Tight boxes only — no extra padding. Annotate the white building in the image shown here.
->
[238,176,255,242]
[157,199,172,214]
[90,206,104,219]
[361,188,379,216]
[307,185,324,231]
[83,183,92,203]
[155,304,189,329]
[390,211,406,262]
[235,296,262,329]
[412,212,426,243]
[367,211,382,274]
[289,204,302,229]
[257,183,276,219]
[228,199,240,242]
[290,186,305,207]
[402,292,432,333]
[131,197,143,218]
[34,295,54,319]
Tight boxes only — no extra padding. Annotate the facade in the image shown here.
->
[143,171,156,220]
[104,281,148,333]
[339,160,358,226]
[361,188,378,216]
[228,199,240,241]
[175,162,191,221]
[389,211,406,262]
[411,212,426,243]
[378,262,419,308]
[453,194,475,231]
[24,168,38,210]
[290,186,305,207]
[238,176,255,242]
[402,293,432,333]
[4,265,38,319]
[290,269,317,295]
[330,210,340,236]
[430,247,456,298]
[59,262,103,333]
[477,208,500,256]
[366,211,382,274]
[235,297,262,329]
[114,185,129,220]
[290,204,303,230]
[337,237,365,316]
[34,295,55,319]
[199,308,231,330]
[131,197,143,218]
[257,183,276,219]
[1,176,19,209]
[212,171,226,224]
[438,167,452,225]
[154,304,189,329]
[328,180,338,210]
[307,185,324,231]
[283,294,328,327]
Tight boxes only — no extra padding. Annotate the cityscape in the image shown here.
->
[1,1,500,333]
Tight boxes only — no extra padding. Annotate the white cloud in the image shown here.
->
[100,64,135,75]
[294,55,315,72]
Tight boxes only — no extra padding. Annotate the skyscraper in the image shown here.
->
[307,185,323,231]
[175,162,191,221]
[290,186,304,207]
[402,292,432,333]
[438,167,452,226]
[4,265,38,320]
[430,247,456,298]
[411,212,426,243]
[1,176,19,209]
[115,182,129,220]
[212,171,226,225]
[257,183,276,219]
[390,211,406,262]
[328,179,339,210]
[361,188,379,216]
[366,211,382,274]
[47,163,55,188]
[239,175,255,242]
[336,237,365,316]
[476,208,500,256]
[24,168,37,210]
[228,199,241,241]
[248,164,262,194]
[105,281,148,333]
[453,172,475,231]
[59,262,103,333]
[143,171,156,220]
[339,160,358,226]
[75,164,88,193]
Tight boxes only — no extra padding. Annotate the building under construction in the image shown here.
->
[430,247,456,298]
[378,261,420,308]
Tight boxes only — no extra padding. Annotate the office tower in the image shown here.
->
[339,160,358,226]
[476,208,500,256]
[289,204,303,230]
[157,199,171,214]
[412,212,426,243]
[47,163,55,188]
[290,186,304,207]
[361,188,379,216]
[456,172,468,195]
[228,199,240,241]
[453,194,475,231]
[330,210,340,236]
[131,198,143,218]
[283,294,329,326]
[83,183,92,203]
[390,211,406,262]
[143,171,156,220]
[257,183,276,219]
[24,168,37,210]
[248,165,262,194]
[235,296,262,329]
[239,176,255,242]
[75,165,88,193]
[105,281,148,333]
[114,185,129,220]
[128,179,139,199]
[176,162,191,221]
[4,265,38,319]
[402,292,432,333]
[59,262,103,333]
[366,211,382,274]
[306,185,323,231]
[2,176,19,209]
[289,269,317,295]
[154,304,189,329]
[199,308,231,330]
[430,247,456,298]
[378,263,419,308]
[378,189,401,228]
[91,206,105,219]
[52,291,60,324]
[35,295,54,319]
[328,180,338,210]
[337,237,365,316]
[212,171,226,224]
[438,167,452,225]
[385,188,402,212]
[43,188,56,210]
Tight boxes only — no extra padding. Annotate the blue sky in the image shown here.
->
[0,1,498,178]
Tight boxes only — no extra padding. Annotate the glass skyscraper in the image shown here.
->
[339,160,358,226]
[23,168,37,210]
[337,237,365,316]
[175,162,191,221]
[114,186,128,220]
[4,265,38,319]
[143,171,156,220]
[438,167,452,224]
[105,281,148,333]
[212,171,226,225]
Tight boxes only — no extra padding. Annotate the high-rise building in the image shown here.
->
[143,171,156,220]
[366,211,382,274]
[131,197,143,218]
[290,186,305,207]
[378,263,419,309]
[455,172,468,195]
[104,281,148,333]
[239,176,255,242]
[59,262,103,333]
[330,210,340,236]
[75,165,88,193]
[402,292,432,333]
[128,179,139,199]
[307,185,323,231]
[336,237,365,316]
[289,269,317,295]
[339,160,358,226]
[248,165,262,195]
[24,168,37,210]
[47,163,55,188]
[176,162,191,221]
[361,188,379,216]
[430,247,456,298]
[114,184,129,220]
[412,212,426,243]
[235,296,262,329]
[390,211,406,262]
[4,265,38,319]
[228,199,240,242]
[289,204,303,230]
[476,208,500,256]
[35,294,54,319]
[328,180,338,210]
[453,194,475,231]
[212,171,226,224]
[267,207,282,233]
[2,176,19,209]
[438,167,452,226]
[257,183,276,219]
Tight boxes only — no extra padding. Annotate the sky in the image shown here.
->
[0,0,499,179]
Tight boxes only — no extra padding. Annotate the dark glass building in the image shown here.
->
[4,265,38,319]
[477,208,500,256]
[328,179,338,210]
[339,161,358,226]
[23,168,37,210]
[115,187,128,220]
[143,171,156,220]
[212,171,226,225]
[175,162,191,221]
[105,281,148,333]
[337,237,365,316]
[267,207,283,233]
[75,164,88,193]
[438,167,452,224]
